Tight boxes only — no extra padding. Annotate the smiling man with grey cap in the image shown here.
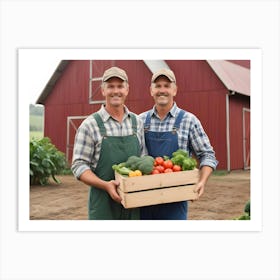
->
[139,68,218,220]
[72,66,146,220]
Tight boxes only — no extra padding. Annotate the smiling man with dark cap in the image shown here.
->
[72,66,146,220]
[139,68,218,220]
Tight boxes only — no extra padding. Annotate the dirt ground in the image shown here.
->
[30,170,250,220]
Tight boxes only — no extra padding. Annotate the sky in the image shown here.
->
[29,59,60,105]
[19,51,61,105]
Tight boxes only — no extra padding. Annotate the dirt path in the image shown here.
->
[30,170,250,220]
[188,171,250,220]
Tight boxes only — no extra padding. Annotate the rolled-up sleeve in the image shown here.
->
[71,123,94,179]
[189,117,218,170]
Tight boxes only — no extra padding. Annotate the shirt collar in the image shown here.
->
[151,102,179,118]
[98,104,131,122]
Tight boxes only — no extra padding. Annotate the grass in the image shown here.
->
[212,170,229,176]
[30,114,44,140]
[30,131,44,140]
[30,115,43,130]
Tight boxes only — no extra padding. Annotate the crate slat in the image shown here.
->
[118,184,197,208]
[115,169,199,192]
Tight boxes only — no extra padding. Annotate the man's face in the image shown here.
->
[150,76,177,107]
[102,77,129,107]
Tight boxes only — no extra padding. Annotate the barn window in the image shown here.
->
[89,60,115,104]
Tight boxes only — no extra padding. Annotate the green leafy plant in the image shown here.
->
[235,200,250,220]
[30,137,67,185]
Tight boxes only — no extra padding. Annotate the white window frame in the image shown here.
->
[88,60,106,105]
[242,107,250,170]
[66,115,88,162]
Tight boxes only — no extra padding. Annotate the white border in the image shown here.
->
[2,1,279,279]
[19,48,262,232]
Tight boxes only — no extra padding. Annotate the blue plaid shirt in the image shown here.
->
[72,105,147,178]
[139,103,218,169]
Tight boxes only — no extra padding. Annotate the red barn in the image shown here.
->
[36,60,250,171]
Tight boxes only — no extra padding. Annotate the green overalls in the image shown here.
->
[88,113,141,220]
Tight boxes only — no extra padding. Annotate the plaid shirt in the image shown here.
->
[139,103,218,169]
[71,105,147,178]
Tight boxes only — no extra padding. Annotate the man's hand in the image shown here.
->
[80,170,122,203]
[193,181,205,199]
[106,180,122,203]
[192,166,213,200]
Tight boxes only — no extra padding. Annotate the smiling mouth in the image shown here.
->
[110,94,122,98]
[156,94,168,97]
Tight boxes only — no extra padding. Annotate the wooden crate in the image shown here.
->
[115,169,199,208]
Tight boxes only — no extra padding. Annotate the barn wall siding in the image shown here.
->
[45,61,90,106]
[167,60,226,92]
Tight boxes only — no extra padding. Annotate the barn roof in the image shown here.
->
[143,60,170,72]
[207,60,250,96]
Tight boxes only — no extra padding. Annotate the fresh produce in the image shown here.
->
[172,149,188,158]
[128,170,142,177]
[170,154,185,166]
[172,165,182,172]
[181,157,197,171]
[113,155,155,176]
[154,165,165,173]
[162,159,173,169]
[154,157,164,166]
[152,156,174,174]
[125,155,155,175]
[112,162,143,177]
[113,149,196,176]
[164,168,173,173]
[171,149,197,171]
[125,156,140,170]
[112,163,132,176]
[170,149,188,165]
[151,149,197,174]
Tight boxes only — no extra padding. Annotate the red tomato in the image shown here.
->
[162,160,173,169]
[173,165,182,172]
[164,168,173,173]
[155,165,165,173]
[152,169,160,175]
[154,157,164,166]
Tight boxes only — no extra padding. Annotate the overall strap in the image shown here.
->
[173,110,185,131]
[93,113,106,136]
[93,112,138,136]
[144,110,153,130]
[130,113,138,134]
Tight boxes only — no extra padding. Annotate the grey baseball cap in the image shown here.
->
[102,66,128,82]
[151,68,176,84]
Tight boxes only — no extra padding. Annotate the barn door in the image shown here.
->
[66,116,88,164]
[243,108,250,170]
